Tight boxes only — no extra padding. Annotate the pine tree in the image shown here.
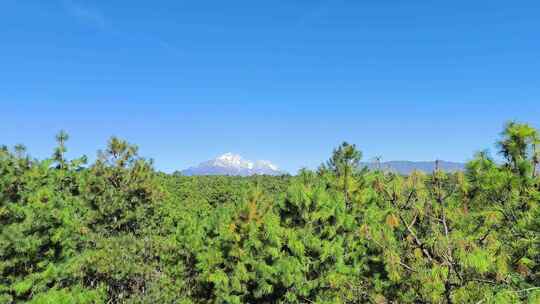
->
[322,142,362,208]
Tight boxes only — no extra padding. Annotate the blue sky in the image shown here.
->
[1,1,540,173]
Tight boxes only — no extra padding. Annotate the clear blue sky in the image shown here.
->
[1,1,540,173]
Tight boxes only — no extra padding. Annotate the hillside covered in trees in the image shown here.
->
[1,122,539,304]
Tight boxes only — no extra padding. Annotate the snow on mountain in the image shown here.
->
[213,153,253,169]
[182,153,284,176]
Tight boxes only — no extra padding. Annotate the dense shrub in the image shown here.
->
[1,123,539,303]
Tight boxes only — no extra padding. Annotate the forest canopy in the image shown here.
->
[1,122,539,303]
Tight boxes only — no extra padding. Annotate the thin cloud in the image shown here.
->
[62,0,106,29]
[61,1,181,57]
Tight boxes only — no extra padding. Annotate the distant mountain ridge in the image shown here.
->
[182,153,284,176]
[181,155,465,176]
[361,160,465,175]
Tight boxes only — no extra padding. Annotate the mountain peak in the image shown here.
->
[182,153,283,176]
[214,153,252,168]
[217,152,242,161]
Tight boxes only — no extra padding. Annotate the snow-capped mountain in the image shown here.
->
[181,153,284,176]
